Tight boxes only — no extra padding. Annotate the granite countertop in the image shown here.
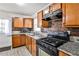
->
[58,42,79,56]
[12,32,47,40]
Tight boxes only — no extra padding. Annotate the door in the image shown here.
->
[39,48,49,56]
[12,35,20,47]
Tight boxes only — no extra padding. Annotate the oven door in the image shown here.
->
[37,44,58,56]
[39,47,50,56]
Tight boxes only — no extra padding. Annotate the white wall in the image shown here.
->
[0,11,32,19]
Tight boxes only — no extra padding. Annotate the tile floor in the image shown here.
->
[0,46,31,56]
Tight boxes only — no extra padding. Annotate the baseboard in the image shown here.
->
[0,46,11,52]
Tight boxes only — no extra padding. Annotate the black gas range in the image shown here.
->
[36,32,70,56]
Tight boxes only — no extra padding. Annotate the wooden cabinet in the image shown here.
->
[31,38,37,56]
[12,34,26,48]
[13,17,23,28]
[28,37,32,53]
[49,3,62,13]
[25,35,32,53]
[26,35,28,48]
[59,51,70,56]
[37,11,43,27]
[13,17,33,28]
[25,35,37,56]
[42,20,49,28]
[37,11,49,28]
[12,35,21,47]
[62,3,79,27]
[20,34,26,45]
[24,18,33,28]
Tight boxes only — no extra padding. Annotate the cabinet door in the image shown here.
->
[32,39,37,56]
[26,35,28,48]
[42,20,49,28]
[62,3,79,27]
[65,4,77,26]
[28,37,32,53]
[20,34,26,46]
[12,35,21,48]
[26,36,32,53]
[28,18,33,28]
[24,18,33,28]
[37,11,43,27]
[13,17,23,28]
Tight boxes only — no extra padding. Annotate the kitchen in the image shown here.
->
[0,3,79,56]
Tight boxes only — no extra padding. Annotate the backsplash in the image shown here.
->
[41,19,79,36]
[12,28,33,32]
[42,19,68,33]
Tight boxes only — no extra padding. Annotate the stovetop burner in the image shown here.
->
[41,38,67,47]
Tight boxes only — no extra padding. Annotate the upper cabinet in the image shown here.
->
[24,18,33,28]
[13,17,23,28]
[49,3,62,13]
[42,20,49,28]
[37,11,43,27]
[37,10,49,28]
[62,3,79,27]
[13,17,33,28]
[42,7,49,28]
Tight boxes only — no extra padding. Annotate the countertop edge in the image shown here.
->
[58,48,74,56]
[12,33,46,40]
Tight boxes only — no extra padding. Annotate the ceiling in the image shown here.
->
[0,3,49,16]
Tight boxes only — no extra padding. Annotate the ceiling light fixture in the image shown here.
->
[16,3,25,6]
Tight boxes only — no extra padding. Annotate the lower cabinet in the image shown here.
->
[25,35,37,56]
[12,34,37,56]
[12,34,26,48]
[28,37,32,53]
[31,38,37,56]
[20,34,26,45]
[12,35,21,47]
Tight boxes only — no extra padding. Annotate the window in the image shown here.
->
[0,19,11,35]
